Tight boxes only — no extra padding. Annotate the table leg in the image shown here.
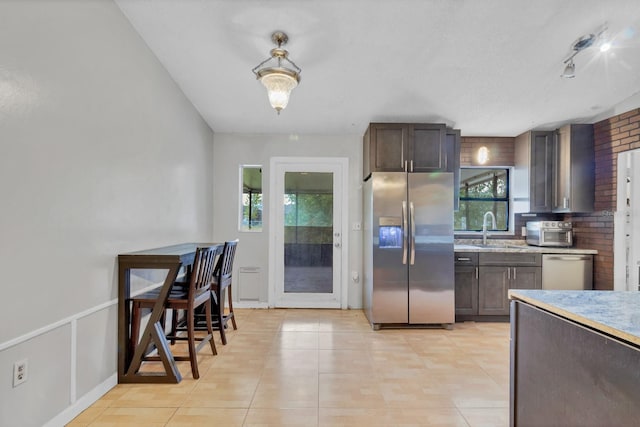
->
[117,266,130,383]
[122,265,183,383]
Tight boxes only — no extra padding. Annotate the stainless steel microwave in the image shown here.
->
[526,221,573,247]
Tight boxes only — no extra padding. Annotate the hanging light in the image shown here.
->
[252,31,301,114]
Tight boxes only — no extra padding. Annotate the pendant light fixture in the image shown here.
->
[252,31,302,114]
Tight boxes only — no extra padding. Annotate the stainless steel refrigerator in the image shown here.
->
[363,171,454,328]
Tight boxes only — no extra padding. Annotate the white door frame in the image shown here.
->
[268,157,349,308]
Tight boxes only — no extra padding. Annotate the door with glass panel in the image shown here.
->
[270,158,347,308]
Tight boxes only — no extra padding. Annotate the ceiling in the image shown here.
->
[115,0,640,137]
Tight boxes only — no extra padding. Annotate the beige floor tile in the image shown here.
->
[251,374,319,408]
[318,331,370,349]
[69,310,511,426]
[64,406,107,426]
[273,331,320,349]
[319,373,386,408]
[319,407,470,426]
[181,373,260,408]
[458,407,509,427]
[204,352,268,374]
[244,408,319,426]
[378,379,458,408]
[264,348,319,373]
[109,383,194,408]
[318,349,374,374]
[165,407,247,426]
[85,407,177,426]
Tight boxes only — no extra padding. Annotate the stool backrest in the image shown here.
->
[215,240,238,290]
[190,246,218,297]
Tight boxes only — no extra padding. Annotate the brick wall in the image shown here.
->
[460,136,515,166]
[567,108,640,290]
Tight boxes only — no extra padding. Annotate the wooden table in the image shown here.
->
[118,243,223,383]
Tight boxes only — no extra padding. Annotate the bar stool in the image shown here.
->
[172,240,239,345]
[211,239,238,345]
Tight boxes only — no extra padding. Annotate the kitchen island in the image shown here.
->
[508,290,640,427]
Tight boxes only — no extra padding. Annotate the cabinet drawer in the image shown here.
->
[455,252,478,265]
[479,252,541,266]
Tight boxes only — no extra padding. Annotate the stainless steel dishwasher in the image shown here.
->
[542,254,593,290]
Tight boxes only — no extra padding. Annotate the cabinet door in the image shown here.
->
[369,123,409,173]
[511,266,542,290]
[530,131,554,212]
[478,266,510,315]
[455,265,478,315]
[447,128,461,210]
[553,124,594,213]
[410,124,447,172]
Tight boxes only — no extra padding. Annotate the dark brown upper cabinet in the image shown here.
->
[513,130,555,213]
[363,123,452,180]
[514,125,594,213]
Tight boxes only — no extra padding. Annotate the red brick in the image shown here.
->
[620,109,640,119]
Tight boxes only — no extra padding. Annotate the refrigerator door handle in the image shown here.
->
[410,201,416,265]
[402,201,408,265]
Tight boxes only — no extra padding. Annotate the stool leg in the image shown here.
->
[228,284,237,330]
[204,298,217,355]
[216,288,227,345]
[186,305,199,379]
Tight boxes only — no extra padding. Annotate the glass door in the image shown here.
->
[270,158,347,308]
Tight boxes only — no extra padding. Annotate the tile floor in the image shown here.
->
[67,309,510,426]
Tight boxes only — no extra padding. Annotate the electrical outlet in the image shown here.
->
[353,222,361,231]
[13,359,28,387]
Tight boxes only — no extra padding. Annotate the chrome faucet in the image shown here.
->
[482,211,497,245]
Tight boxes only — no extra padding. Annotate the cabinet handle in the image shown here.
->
[410,202,416,265]
[404,160,408,171]
[508,268,510,280]
[402,201,408,265]
[513,267,517,280]
[457,257,471,261]
[410,160,414,172]
[563,197,569,209]
[475,267,478,280]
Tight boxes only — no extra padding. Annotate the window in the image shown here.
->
[454,168,510,232]
[239,165,263,232]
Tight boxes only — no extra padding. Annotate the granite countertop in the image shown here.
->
[509,289,640,347]
[454,239,597,255]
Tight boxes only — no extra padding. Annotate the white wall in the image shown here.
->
[212,133,364,309]
[0,1,214,426]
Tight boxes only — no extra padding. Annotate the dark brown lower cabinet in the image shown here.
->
[478,265,541,315]
[454,253,478,316]
[455,252,541,320]
[511,301,640,426]
[454,265,478,315]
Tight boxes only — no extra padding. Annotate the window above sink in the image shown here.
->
[455,167,514,235]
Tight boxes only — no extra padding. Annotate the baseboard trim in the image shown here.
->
[44,373,117,427]
[234,301,269,309]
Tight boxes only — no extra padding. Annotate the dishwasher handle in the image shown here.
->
[543,255,592,261]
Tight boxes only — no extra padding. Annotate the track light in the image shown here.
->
[560,24,609,79]
[561,60,576,78]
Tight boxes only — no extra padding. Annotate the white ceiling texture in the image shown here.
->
[115,0,640,136]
